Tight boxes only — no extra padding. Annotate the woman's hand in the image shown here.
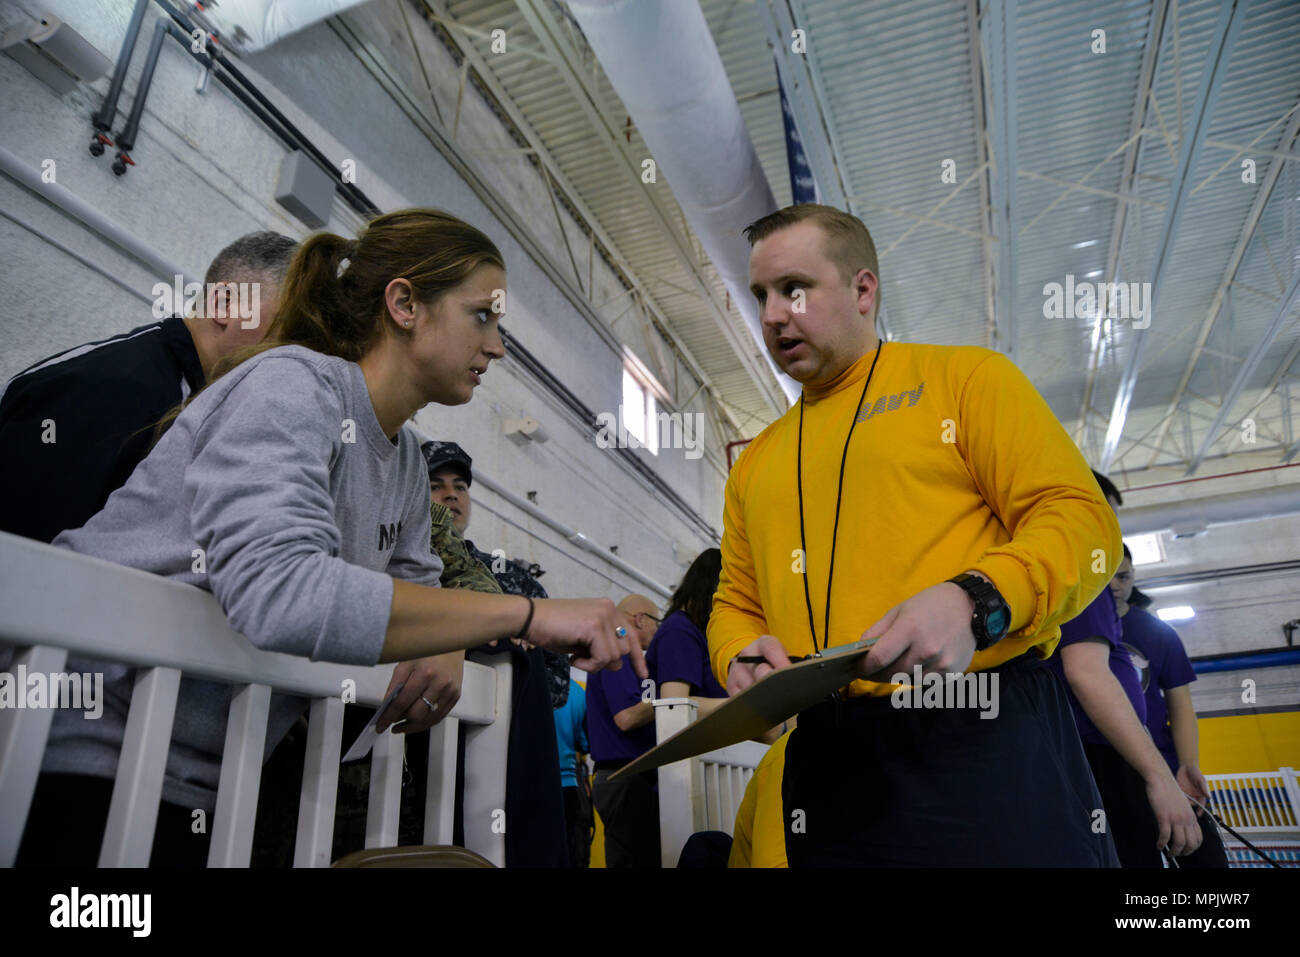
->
[527,598,649,680]
[376,650,465,732]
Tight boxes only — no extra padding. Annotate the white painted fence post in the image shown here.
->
[295,696,344,867]
[208,682,271,867]
[366,728,405,848]
[1279,767,1300,827]
[0,643,68,866]
[99,665,182,867]
[653,697,698,867]
[424,717,458,846]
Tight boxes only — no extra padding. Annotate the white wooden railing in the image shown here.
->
[1204,767,1300,833]
[652,698,768,867]
[1205,767,1300,866]
[0,531,511,868]
[648,695,1300,868]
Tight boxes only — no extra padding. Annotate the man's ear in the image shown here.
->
[205,281,234,330]
[853,267,879,320]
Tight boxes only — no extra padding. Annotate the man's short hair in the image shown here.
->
[743,203,881,319]
[204,231,298,287]
[1092,469,1123,507]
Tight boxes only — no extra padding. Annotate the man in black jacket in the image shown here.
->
[0,230,297,545]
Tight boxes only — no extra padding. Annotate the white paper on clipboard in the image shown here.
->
[342,683,405,762]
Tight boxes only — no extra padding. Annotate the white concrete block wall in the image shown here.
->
[0,0,727,608]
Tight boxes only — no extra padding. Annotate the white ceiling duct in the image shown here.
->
[566,0,800,404]
[187,0,368,56]
[1121,485,1300,538]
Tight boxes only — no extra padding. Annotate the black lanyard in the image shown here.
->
[796,342,884,654]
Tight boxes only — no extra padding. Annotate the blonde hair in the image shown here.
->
[744,203,881,320]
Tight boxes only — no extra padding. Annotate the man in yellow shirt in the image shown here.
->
[713,204,1123,867]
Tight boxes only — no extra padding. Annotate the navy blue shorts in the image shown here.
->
[781,653,1120,867]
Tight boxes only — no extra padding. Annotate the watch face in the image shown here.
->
[987,606,1010,638]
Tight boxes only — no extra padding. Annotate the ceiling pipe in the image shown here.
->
[1120,484,1300,537]
[566,0,800,405]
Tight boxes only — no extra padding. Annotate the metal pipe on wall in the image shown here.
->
[430,457,674,601]
[0,144,195,285]
[1193,649,1300,675]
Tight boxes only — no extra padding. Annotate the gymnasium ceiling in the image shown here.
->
[363,0,1300,479]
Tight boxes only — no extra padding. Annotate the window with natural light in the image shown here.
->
[1124,532,1164,566]
[622,366,658,455]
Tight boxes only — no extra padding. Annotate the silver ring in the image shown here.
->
[421,696,436,712]
[615,626,627,639]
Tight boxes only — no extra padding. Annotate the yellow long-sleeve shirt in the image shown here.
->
[708,342,1122,697]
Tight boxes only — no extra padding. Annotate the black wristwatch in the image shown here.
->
[947,573,1011,651]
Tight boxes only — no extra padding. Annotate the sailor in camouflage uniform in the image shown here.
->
[416,440,571,865]
[422,441,569,705]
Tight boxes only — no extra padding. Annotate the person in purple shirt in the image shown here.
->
[586,594,662,867]
[654,549,729,709]
[1046,472,1201,867]
[1112,546,1227,867]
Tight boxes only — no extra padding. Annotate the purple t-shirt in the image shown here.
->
[1048,591,1146,747]
[1121,605,1196,772]
[651,610,728,698]
[585,653,656,763]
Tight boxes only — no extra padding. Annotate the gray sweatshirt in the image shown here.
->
[43,345,442,812]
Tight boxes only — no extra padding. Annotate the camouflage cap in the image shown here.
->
[422,440,473,486]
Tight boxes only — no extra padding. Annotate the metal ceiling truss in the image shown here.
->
[1185,266,1300,473]
[334,5,745,480]
[1076,0,1170,452]
[415,0,753,447]
[1098,0,1253,471]
[1145,97,1300,469]
[511,0,789,418]
[966,0,997,348]
[979,0,1019,361]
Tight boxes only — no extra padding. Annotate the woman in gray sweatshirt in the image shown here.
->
[21,208,646,866]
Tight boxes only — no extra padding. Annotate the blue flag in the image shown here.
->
[778,63,817,204]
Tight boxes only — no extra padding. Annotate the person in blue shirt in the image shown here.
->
[554,677,592,867]
[1112,545,1228,867]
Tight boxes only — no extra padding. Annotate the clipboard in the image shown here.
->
[609,637,878,781]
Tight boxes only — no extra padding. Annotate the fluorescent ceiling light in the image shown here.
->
[1125,533,1164,566]
[1071,239,1099,248]
[1085,269,1103,278]
[1156,606,1195,622]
